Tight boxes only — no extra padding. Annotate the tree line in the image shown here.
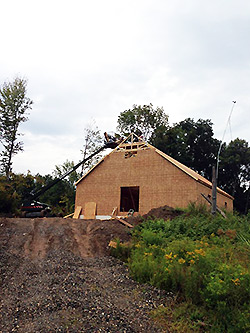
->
[0,78,249,215]
[118,104,250,214]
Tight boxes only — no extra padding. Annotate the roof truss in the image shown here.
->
[116,133,150,152]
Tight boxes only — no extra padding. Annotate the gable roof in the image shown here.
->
[75,134,233,200]
[75,133,149,185]
[153,147,233,199]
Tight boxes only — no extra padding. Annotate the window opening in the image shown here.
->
[120,186,139,212]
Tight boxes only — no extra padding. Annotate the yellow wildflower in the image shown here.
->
[211,233,215,237]
[144,252,152,256]
[190,259,195,265]
[178,258,186,264]
[232,278,240,286]
[194,248,205,256]
[165,252,173,260]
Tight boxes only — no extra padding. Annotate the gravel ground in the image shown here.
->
[0,218,170,332]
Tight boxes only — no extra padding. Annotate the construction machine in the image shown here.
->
[21,133,120,217]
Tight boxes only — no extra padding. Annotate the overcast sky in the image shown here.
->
[1,0,250,175]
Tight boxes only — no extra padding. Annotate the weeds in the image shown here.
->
[112,207,250,331]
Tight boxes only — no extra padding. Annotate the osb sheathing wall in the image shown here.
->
[196,182,233,211]
[75,147,234,216]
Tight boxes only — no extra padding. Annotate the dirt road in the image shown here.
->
[0,218,168,332]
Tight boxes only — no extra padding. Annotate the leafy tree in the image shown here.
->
[0,172,36,214]
[80,123,103,176]
[0,175,16,213]
[38,174,75,215]
[49,160,81,214]
[0,77,33,178]
[0,169,76,216]
[219,138,250,213]
[53,159,80,189]
[151,118,250,214]
[117,104,169,141]
[151,118,220,180]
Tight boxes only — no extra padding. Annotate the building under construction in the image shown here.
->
[75,134,233,218]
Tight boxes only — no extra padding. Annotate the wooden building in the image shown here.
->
[75,134,233,217]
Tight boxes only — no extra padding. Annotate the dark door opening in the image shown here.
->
[120,186,139,212]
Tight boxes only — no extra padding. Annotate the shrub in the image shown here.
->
[201,262,250,310]
[186,201,210,216]
[109,239,134,262]
[126,213,250,331]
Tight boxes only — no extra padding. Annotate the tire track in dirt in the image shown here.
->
[23,220,48,259]
[71,221,92,257]
[71,221,111,258]
[0,217,170,332]
[1,218,131,259]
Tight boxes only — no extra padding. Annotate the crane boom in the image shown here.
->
[21,133,120,217]
[30,145,106,201]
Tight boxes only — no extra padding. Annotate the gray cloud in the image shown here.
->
[1,0,250,174]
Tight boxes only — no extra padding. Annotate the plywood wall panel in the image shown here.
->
[75,147,233,215]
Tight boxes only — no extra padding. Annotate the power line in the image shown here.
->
[216,101,236,178]
[212,101,236,215]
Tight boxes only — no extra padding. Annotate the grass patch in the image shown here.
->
[151,302,212,332]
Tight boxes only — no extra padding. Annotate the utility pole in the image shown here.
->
[211,166,217,214]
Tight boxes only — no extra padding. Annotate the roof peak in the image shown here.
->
[116,132,150,152]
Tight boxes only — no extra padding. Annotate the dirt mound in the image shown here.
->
[126,205,183,225]
[0,206,182,260]
[143,205,183,220]
[0,217,169,332]
[0,217,132,259]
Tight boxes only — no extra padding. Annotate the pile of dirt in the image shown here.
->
[126,205,183,226]
[143,205,183,220]
[0,217,172,332]
[0,217,132,259]
[1,205,182,260]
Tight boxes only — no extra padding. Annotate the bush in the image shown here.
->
[109,239,134,262]
[133,212,250,243]
[126,212,250,331]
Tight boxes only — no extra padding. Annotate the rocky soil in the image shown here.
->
[0,217,171,332]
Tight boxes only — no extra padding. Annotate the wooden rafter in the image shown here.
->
[116,133,150,152]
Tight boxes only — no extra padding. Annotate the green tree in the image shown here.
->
[151,118,220,180]
[117,104,169,141]
[0,165,80,216]
[151,119,250,214]
[53,159,80,189]
[219,138,250,213]
[0,172,36,214]
[38,174,75,215]
[0,77,33,178]
[51,159,80,214]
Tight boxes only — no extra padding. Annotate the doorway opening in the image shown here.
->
[120,186,139,212]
